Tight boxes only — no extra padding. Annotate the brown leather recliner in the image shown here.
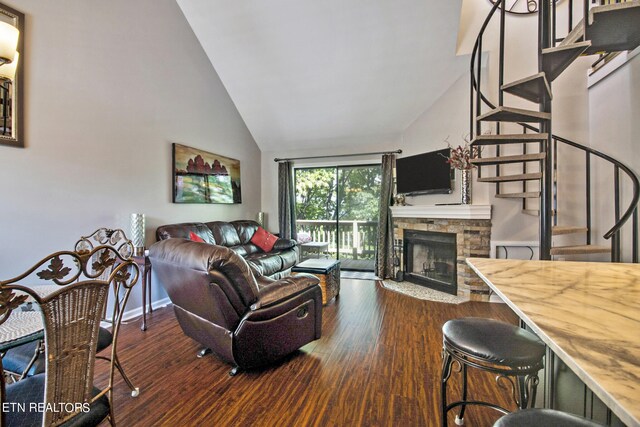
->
[149,238,322,374]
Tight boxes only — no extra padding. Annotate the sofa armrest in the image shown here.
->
[272,238,297,251]
[250,273,319,310]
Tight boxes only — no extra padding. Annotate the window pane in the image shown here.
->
[295,167,337,260]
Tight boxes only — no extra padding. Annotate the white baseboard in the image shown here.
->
[122,297,172,323]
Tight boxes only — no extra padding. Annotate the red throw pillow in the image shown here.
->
[251,227,279,252]
[189,231,205,243]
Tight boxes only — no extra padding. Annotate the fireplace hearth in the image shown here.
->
[404,230,457,295]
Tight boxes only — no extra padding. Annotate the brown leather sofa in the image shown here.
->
[156,220,298,279]
[149,238,322,373]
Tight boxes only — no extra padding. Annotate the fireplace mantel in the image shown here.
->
[390,204,491,220]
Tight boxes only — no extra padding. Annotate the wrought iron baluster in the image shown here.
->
[586,153,592,245]
[569,0,574,35]
[613,165,621,261]
[553,137,558,226]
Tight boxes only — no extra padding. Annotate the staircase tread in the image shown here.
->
[477,106,551,123]
[472,153,545,165]
[471,133,549,145]
[478,173,542,183]
[550,245,611,255]
[542,41,591,82]
[543,40,592,54]
[502,72,552,103]
[584,1,640,54]
[552,225,589,235]
[554,2,640,57]
[496,192,540,199]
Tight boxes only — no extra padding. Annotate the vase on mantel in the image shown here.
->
[460,169,472,205]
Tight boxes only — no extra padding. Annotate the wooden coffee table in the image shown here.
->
[292,258,340,305]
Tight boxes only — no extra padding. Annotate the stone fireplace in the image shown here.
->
[391,205,492,301]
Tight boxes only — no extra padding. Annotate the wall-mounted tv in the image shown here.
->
[396,148,452,195]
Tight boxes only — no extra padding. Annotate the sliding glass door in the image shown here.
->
[294,164,381,271]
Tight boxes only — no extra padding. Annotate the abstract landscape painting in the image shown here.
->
[172,143,242,204]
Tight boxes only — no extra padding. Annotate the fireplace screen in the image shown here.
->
[403,229,457,294]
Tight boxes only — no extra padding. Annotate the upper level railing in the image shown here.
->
[470,0,639,262]
[296,219,377,260]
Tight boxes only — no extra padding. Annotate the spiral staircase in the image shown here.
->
[469,0,640,261]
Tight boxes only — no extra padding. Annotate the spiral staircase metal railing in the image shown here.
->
[469,0,640,262]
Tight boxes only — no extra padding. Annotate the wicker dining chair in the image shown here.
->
[2,228,141,397]
[74,228,141,397]
[0,245,139,426]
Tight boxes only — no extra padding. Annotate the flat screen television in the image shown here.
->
[396,148,452,195]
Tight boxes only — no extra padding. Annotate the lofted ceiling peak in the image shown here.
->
[177,0,468,151]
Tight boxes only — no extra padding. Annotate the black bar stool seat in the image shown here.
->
[494,409,604,426]
[443,317,546,367]
[441,317,545,426]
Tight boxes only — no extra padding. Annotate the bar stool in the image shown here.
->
[494,409,604,426]
[441,317,545,426]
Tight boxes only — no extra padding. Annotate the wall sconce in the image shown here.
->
[130,213,146,255]
[0,20,18,66]
[0,51,17,81]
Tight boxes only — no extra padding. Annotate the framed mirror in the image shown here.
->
[0,2,23,148]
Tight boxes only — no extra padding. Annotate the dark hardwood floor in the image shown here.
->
[95,278,518,426]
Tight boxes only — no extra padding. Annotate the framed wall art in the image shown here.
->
[172,143,242,204]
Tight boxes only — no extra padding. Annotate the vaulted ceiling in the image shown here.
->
[177,0,468,151]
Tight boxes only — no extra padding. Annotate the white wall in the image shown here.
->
[0,0,261,309]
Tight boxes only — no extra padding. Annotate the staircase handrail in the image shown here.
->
[469,0,640,241]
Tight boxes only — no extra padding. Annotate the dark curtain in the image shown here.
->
[278,161,297,240]
[375,153,395,279]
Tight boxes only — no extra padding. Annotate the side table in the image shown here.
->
[292,258,340,305]
[132,251,152,331]
[300,241,329,259]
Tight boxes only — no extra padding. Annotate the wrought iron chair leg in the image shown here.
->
[456,364,468,425]
[517,374,527,409]
[528,374,539,409]
[113,354,140,397]
[441,351,454,427]
[107,391,116,427]
[19,340,44,381]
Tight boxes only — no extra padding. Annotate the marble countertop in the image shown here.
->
[466,258,640,427]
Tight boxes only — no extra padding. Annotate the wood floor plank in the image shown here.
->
[95,278,519,426]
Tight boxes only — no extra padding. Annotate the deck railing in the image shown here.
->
[296,220,377,260]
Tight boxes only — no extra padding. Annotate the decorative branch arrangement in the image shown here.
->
[440,135,480,170]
